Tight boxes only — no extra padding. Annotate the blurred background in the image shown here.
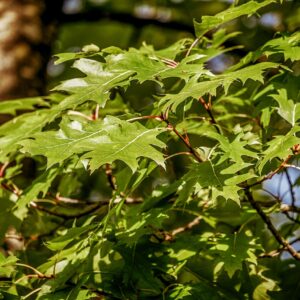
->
[0,0,299,101]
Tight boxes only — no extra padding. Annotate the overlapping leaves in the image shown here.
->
[0,0,298,299]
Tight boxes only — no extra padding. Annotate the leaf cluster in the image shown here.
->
[1,1,300,299]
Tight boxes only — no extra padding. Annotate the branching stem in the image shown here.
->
[245,188,300,260]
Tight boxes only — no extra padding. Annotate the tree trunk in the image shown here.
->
[0,0,63,101]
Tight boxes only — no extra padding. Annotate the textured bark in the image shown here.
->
[0,0,62,100]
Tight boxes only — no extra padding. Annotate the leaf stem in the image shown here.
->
[164,151,193,160]
[186,37,200,57]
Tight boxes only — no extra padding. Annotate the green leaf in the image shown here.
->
[208,231,260,278]
[117,208,168,246]
[14,167,59,217]
[0,97,48,116]
[106,50,212,84]
[161,62,278,111]
[207,132,258,164]
[46,225,93,251]
[0,110,56,160]
[167,283,225,300]
[54,45,101,64]
[20,117,166,172]
[258,127,300,173]
[0,252,18,278]
[262,32,300,62]
[177,161,251,205]
[194,0,275,37]
[271,88,300,126]
[140,39,191,60]
[0,253,18,267]
[54,58,134,109]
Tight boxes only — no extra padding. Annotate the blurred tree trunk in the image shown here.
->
[0,0,63,101]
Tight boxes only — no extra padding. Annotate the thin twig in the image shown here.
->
[259,236,300,259]
[127,114,203,163]
[285,164,300,171]
[127,115,162,122]
[162,117,203,163]
[283,211,300,225]
[31,195,143,219]
[0,182,21,196]
[245,188,300,260]
[22,288,42,299]
[165,216,202,241]
[198,96,221,134]
[30,201,101,219]
[260,188,300,225]
[247,155,292,188]
[284,169,296,207]
[0,162,9,177]
[55,193,86,204]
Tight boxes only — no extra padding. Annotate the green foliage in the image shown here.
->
[1,1,300,299]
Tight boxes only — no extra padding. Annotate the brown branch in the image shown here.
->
[198,96,221,134]
[259,236,300,259]
[162,117,203,163]
[283,211,300,225]
[247,155,292,188]
[0,182,21,196]
[30,201,101,219]
[128,114,203,163]
[245,188,300,260]
[259,188,300,225]
[284,169,296,207]
[55,194,86,204]
[0,162,9,177]
[165,216,202,241]
[30,196,143,219]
